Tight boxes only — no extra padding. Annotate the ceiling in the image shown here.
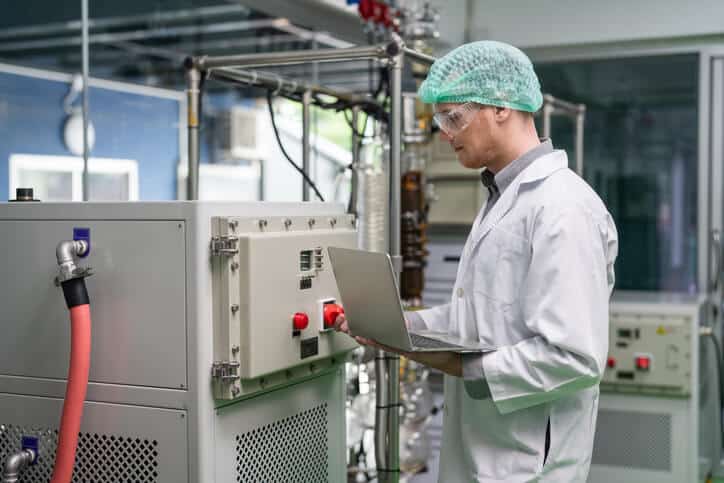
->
[0,0,381,93]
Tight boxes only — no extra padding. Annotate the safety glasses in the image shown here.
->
[433,102,481,136]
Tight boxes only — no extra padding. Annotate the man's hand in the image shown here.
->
[332,314,462,377]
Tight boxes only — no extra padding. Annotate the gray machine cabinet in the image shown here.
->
[0,220,187,389]
[0,201,352,483]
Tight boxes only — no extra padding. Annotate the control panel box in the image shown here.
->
[602,310,693,396]
[211,215,359,399]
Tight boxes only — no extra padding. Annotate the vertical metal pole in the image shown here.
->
[349,105,361,214]
[542,102,552,141]
[575,106,585,177]
[385,47,404,483]
[186,66,201,200]
[81,0,90,201]
[302,89,312,201]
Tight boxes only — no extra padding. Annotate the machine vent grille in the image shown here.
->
[591,409,672,471]
[235,403,329,482]
[0,423,159,482]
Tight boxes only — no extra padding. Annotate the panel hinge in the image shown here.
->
[211,361,241,381]
[211,236,239,256]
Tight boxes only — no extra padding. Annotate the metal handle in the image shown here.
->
[711,228,722,292]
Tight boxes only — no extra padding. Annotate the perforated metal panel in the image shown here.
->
[0,423,159,482]
[592,409,672,471]
[235,403,329,482]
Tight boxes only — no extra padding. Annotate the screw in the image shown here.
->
[329,217,337,227]
[284,218,292,229]
[230,261,240,272]
[178,223,183,229]
[232,386,240,396]
[229,220,239,231]
[260,378,266,387]
[180,414,185,419]
[231,304,240,314]
[231,345,240,355]
[308,218,316,228]
[258,219,268,230]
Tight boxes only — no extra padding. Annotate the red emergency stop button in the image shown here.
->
[323,303,344,328]
[293,312,309,331]
[635,355,651,371]
[607,357,616,369]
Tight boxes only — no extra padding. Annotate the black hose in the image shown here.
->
[266,91,325,202]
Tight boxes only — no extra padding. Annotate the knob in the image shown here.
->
[323,303,344,328]
[293,312,309,331]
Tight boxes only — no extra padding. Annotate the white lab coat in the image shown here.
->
[414,150,618,482]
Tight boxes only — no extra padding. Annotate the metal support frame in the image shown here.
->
[541,94,586,176]
[302,89,312,201]
[184,39,434,482]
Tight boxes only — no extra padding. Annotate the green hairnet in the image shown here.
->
[418,40,543,113]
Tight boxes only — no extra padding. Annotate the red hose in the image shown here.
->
[50,304,91,483]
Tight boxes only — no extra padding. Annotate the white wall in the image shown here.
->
[433,0,724,51]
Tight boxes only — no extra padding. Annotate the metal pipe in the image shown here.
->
[186,66,201,200]
[378,41,404,483]
[0,19,285,52]
[194,44,387,70]
[543,94,581,114]
[302,89,312,201]
[209,68,369,105]
[81,0,90,202]
[542,102,552,140]
[402,47,435,67]
[0,4,249,40]
[349,105,361,214]
[2,449,35,483]
[374,350,389,472]
[575,107,586,176]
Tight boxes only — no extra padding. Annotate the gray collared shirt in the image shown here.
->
[479,139,553,222]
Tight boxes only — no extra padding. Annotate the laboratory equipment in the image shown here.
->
[0,200,357,482]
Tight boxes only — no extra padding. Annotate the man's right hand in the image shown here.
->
[333,314,350,334]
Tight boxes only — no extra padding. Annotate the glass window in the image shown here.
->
[535,54,699,292]
[9,154,138,201]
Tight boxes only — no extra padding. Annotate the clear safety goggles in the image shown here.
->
[433,102,481,136]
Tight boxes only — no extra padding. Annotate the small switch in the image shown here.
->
[635,355,651,371]
[293,313,309,331]
[607,357,616,369]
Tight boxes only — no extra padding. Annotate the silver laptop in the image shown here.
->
[327,246,493,353]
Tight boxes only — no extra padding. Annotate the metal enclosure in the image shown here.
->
[589,293,719,483]
[0,201,355,482]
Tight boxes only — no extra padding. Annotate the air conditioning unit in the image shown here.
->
[217,106,260,160]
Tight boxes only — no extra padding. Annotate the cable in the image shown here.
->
[266,91,325,202]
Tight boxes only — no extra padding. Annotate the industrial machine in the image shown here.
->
[589,293,721,483]
[0,199,357,482]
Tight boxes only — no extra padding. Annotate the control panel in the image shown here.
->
[601,311,693,396]
[210,215,358,400]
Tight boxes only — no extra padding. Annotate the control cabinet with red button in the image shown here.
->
[210,214,358,400]
[600,308,693,396]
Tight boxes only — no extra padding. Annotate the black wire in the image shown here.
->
[343,110,374,139]
[266,91,325,202]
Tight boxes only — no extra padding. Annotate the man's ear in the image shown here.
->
[494,106,512,123]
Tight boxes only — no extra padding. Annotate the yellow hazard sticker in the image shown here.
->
[656,326,668,335]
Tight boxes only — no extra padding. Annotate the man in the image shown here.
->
[335,40,618,482]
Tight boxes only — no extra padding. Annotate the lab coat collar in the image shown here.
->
[461,150,569,270]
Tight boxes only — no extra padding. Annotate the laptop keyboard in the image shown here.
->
[410,333,464,350]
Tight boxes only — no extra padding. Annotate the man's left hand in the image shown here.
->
[354,336,462,377]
